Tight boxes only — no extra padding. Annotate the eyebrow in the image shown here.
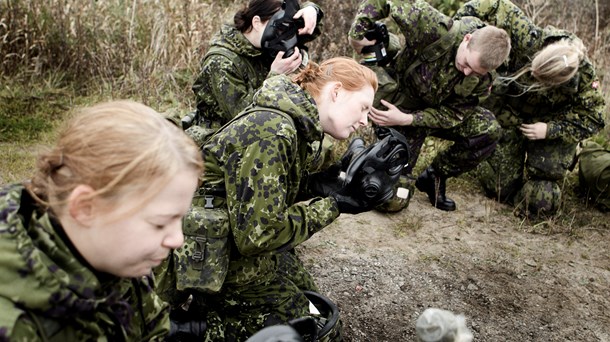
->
[150,213,181,220]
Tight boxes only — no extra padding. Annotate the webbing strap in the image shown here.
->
[403,20,464,76]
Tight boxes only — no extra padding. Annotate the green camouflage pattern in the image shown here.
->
[192,24,270,127]
[578,141,610,211]
[455,0,605,144]
[514,180,562,218]
[375,174,416,213]
[185,124,217,148]
[349,0,500,182]
[162,202,231,297]
[456,0,606,216]
[0,184,169,341]
[159,75,342,340]
[192,2,323,127]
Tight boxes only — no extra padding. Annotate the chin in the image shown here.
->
[330,131,350,140]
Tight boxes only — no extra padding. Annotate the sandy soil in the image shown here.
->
[298,185,610,341]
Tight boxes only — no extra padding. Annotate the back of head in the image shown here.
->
[234,0,282,32]
[30,100,203,215]
[292,56,379,98]
[469,26,511,71]
[531,38,584,86]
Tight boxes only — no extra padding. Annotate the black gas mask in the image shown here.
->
[260,0,304,59]
[341,127,410,206]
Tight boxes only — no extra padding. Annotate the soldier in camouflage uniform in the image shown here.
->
[348,0,511,212]
[454,0,606,218]
[156,57,378,341]
[189,0,336,174]
[0,101,203,340]
[192,0,323,130]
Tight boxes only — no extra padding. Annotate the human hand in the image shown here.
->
[270,47,302,74]
[307,138,365,197]
[294,6,317,35]
[348,36,375,54]
[370,99,413,126]
[520,122,548,140]
[331,186,373,214]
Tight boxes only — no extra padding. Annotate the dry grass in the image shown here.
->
[0,0,609,226]
[0,0,237,110]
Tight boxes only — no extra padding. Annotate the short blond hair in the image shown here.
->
[469,26,511,71]
[29,100,203,215]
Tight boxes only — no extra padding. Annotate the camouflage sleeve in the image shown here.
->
[412,75,493,128]
[196,54,256,122]
[349,0,451,50]
[454,0,540,55]
[134,277,171,341]
[224,121,340,256]
[545,62,606,143]
[348,0,392,40]
[5,314,41,340]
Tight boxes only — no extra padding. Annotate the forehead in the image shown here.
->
[353,84,375,103]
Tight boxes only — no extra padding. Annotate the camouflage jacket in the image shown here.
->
[0,184,169,341]
[192,3,323,128]
[455,0,606,143]
[349,0,494,129]
[200,75,340,287]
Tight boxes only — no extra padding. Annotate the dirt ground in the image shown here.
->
[298,183,610,341]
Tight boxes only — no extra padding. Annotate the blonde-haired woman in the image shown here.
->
[0,101,203,340]
[157,57,378,341]
[455,0,606,218]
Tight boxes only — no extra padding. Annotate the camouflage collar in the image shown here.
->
[253,75,323,143]
[210,24,263,58]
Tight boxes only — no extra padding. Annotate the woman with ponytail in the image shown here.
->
[455,0,606,218]
[158,57,377,341]
[192,0,323,130]
[0,101,203,340]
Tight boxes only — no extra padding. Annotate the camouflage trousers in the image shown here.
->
[477,126,578,217]
[202,250,341,341]
[396,108,501,178]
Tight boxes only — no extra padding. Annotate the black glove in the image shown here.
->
[167,308,207,342]
[330,184,373,214]
[306,138,366,198]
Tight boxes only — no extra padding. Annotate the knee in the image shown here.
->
[485,119,502,143]
[515,180,562,217]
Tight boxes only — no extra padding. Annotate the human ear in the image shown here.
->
[252,15,264,31]
[67,184,96,226]
[463,33,472,44]
[331,82,342,101]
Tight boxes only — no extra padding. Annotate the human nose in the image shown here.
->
[360,112,368,126]
[163,220,184,249]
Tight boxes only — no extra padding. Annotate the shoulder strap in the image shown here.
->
[206,105,295,142]
[403,20,464,76]
[212,106,308,163]
[204,46,257,82]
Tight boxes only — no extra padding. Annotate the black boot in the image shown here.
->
[415,167,456,211]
